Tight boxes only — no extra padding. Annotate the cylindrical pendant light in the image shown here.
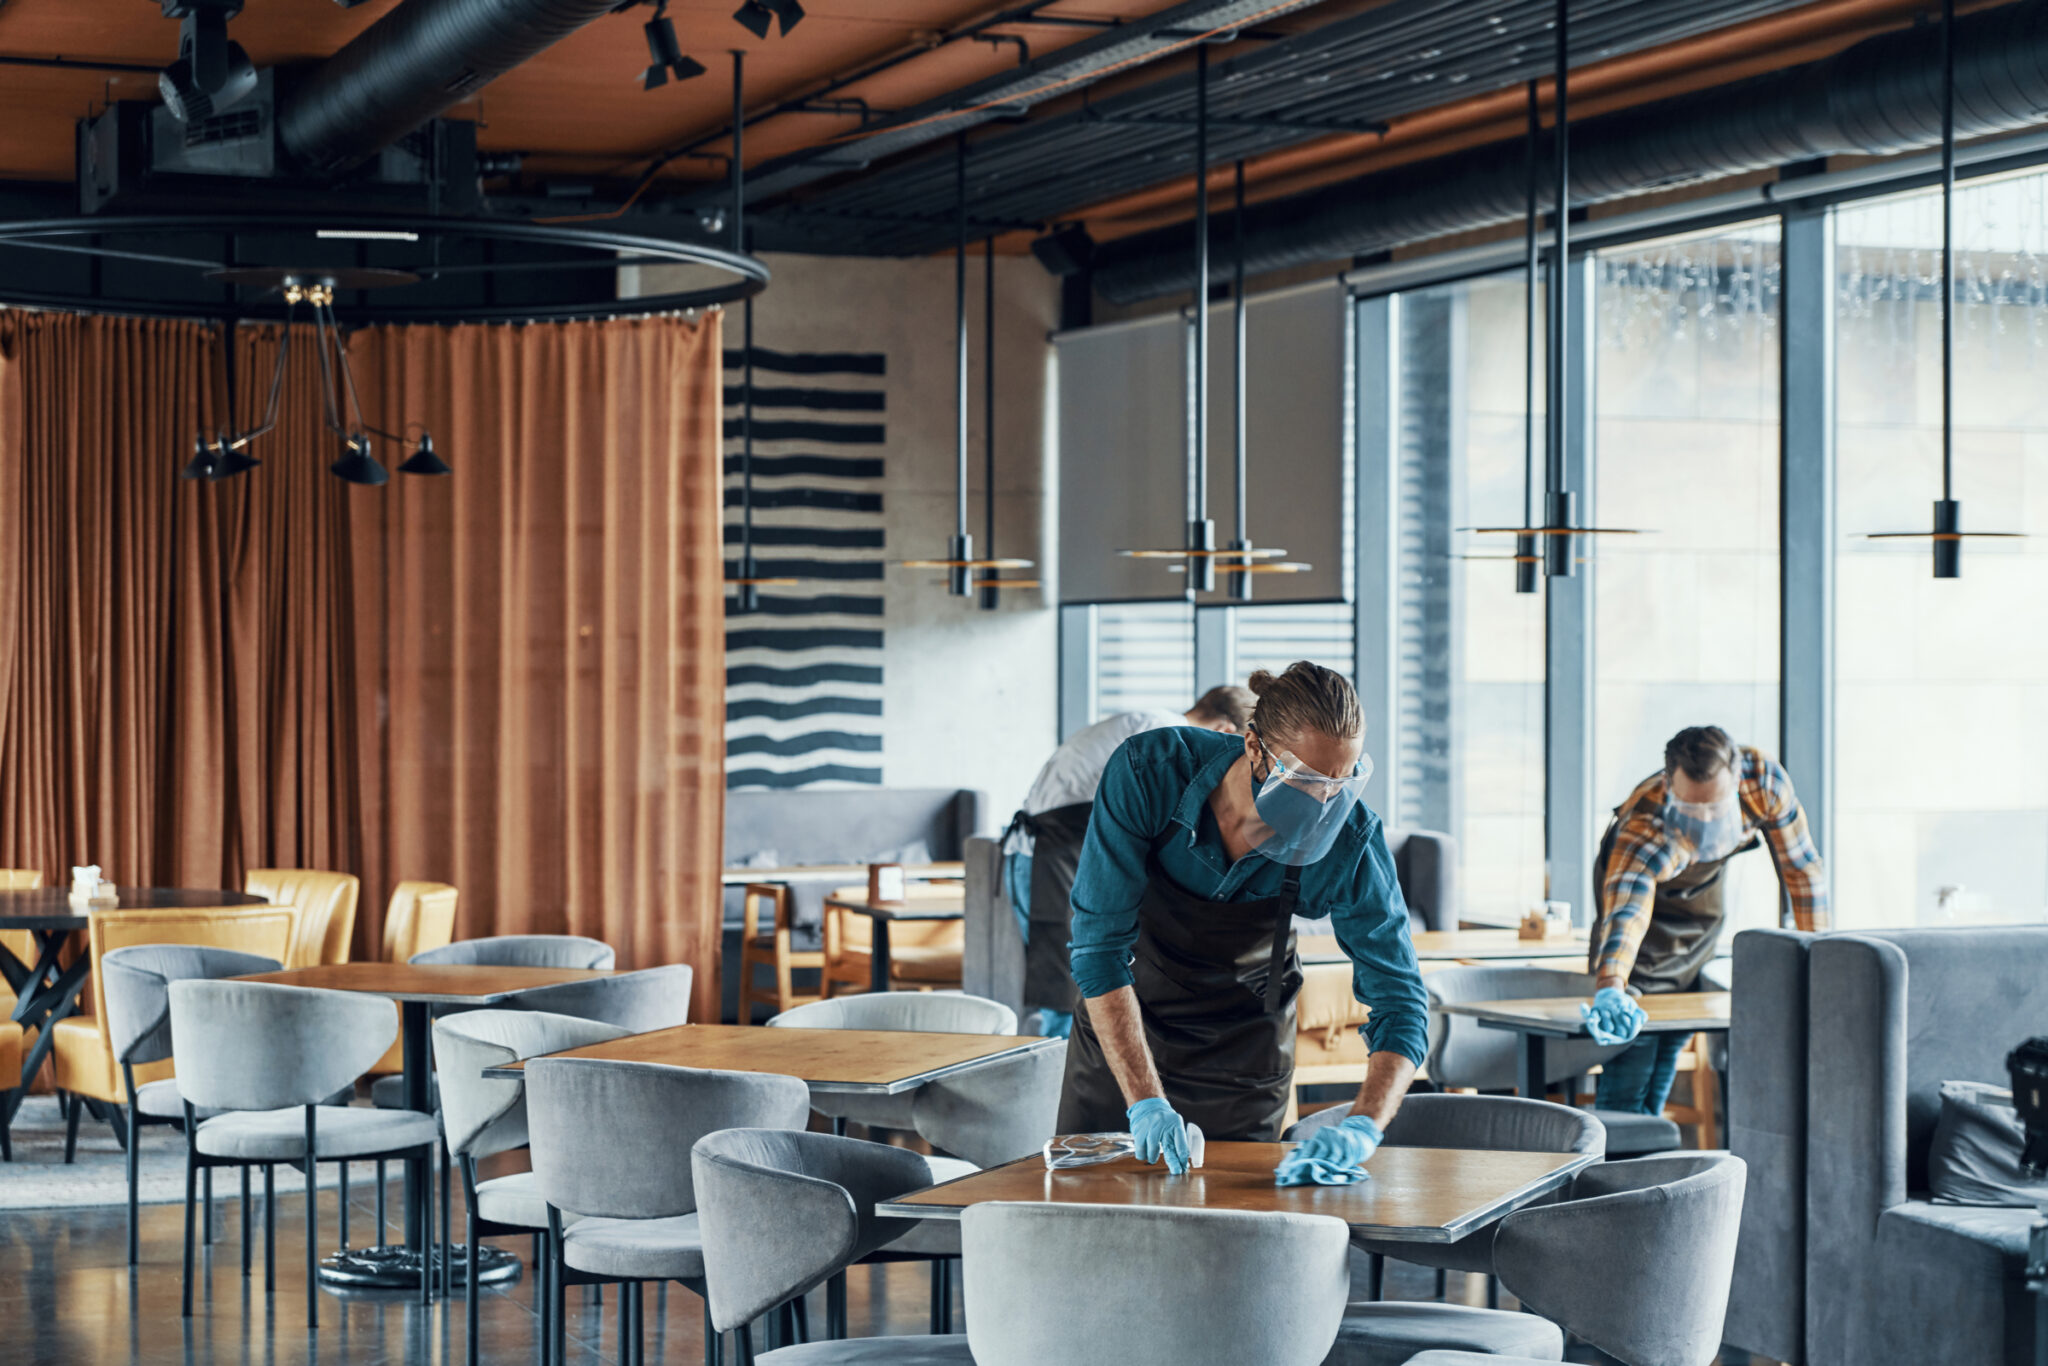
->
[1543,0,1575,578]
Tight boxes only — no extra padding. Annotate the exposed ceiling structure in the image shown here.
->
[0,0,2026,291]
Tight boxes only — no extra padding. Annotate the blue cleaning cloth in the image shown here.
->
[1275,1152,1373,1186]
[1275,1114,1383,1186]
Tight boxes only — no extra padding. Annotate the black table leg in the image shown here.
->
[3,935,91,1129]
[402,1001,429,1247]
[868,918,891,995]
[1518,1032,1548,1104]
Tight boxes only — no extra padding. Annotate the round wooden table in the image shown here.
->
[0,886,269,1124]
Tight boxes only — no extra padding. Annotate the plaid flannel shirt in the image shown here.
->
[1594,745,1829,984]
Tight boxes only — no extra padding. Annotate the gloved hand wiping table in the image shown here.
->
[1581,985,1647,1046]
[1275,1112,1382,1186]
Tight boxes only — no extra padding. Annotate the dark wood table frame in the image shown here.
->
[1438,992,1733,1101]
[0,888,267,1130]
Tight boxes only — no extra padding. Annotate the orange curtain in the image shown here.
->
[347,316,726,1021]
[0,311,356,888]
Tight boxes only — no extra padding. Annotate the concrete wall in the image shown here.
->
[627,251,1062,823]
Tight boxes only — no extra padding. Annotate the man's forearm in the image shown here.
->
[1348,1051,1417,1131]
[1081,986,1165,1108]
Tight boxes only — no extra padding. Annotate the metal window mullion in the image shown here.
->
[1353,292,1400,823]
[1193,605,1236,693]
[1058,603,1098,740]
[1545,253,1597,924]
[1779,203,1835,860]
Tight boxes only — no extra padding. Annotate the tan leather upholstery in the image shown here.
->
[51,905,298,1104]
[0,869,44,1017]
[822,886,964,995]
[367,881,459,1074]
[0,1019,21,1085]
[245,869,361,969]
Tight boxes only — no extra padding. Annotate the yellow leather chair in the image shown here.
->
[821,885,964,997]
[0,869,44,1018]
[49,904,297,1126]
[244,868,361,969]
[367,881,459,1077]
[1,1018,21,1160]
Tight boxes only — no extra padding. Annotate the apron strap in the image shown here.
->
[1261,866,1305,1012]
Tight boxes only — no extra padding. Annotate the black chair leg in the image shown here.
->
[440,1142,453,1300]
[63,1094,81,1163]
[791,1293,808,1344]
[1486,1274,1501,1310]
[203,1165,213,1246]
[550,1215,567,1366]
[338,1161,349,1249]
[264,1164,277,1292]
[734,1323,754,1366]
[241,1166,252,1276]
[126,1102,142,1265]
[420,1146,434,1307]
[1435,1268,1447,1301]
[703,1295,718,1366]
[826,1270,846,1340]
[180,1145,198,1317]
[1,1094,13,1161]
[376,1159,387,1240]
[1367,1252,1385,1301]
[464,1161,481,1366]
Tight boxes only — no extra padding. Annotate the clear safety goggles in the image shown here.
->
[1248,742,1374,868]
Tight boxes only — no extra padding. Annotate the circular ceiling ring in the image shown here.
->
[0,214,768,324]
[205,266,426,291]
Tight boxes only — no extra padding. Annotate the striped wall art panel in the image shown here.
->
[723,346,888,790]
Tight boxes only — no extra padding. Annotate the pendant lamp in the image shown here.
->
[723,49,797,612]
[977,238,1041,605]
[1118,45,1290,595]
[1460,3,1642,576]
[1864,0,2024,574]
[900,134,1033,593]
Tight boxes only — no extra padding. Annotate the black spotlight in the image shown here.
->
[641,1,707,90]
[158,2,255,123]
[178,434,217,481]
[732,0,773,39]
[330,434,390,487]
[1031,224,1096,277]
[764,0,803,36]
[212,438,260,479]
[398,433,452,477]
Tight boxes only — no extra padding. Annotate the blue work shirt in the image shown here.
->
[1068,726,1430,1067]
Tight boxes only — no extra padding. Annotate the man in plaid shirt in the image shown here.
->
[1586,725,1829,1115]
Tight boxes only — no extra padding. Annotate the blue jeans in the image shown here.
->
[1595,1033,1691,1115]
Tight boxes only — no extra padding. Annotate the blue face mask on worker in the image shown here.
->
[1245,730,1373,867]
[1663,788,1745,864]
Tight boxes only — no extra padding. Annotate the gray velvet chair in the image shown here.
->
[168,979,442,1324]
[506,962,694,1032]
[1424,964,1679,1158]
[411,934,616,969]
[1804,928,2048,1366]
[1401,1152,1747,1366]
[963,1201,1350,1366]
[432,1009,634,1366]
[100,943,282,1267]
[525,1055,812,1366]
[1289,1094,1606,1305]
[765,991,1016,1136]
[692,1127,969,1365]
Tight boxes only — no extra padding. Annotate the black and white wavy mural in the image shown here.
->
[723,347,887,790]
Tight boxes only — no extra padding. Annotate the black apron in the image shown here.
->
[1056,850,1303,1142]
[1012,801,1094,1015]
[1590,811,1760,995]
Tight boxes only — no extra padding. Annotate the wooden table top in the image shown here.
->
[485,1023,1057,1095]
[1300,929,1590,965]
[877,1142,1596,1244]
[822,887,967,920]
[0,887,268,931]
[1439,991,1732,1036]
[722,862,965,886]
[235,962,616,1005]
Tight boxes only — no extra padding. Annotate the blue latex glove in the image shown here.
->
[1127,1097,1191,1175]
[1582,985,1647,1045]
[1276,1114,1383,1187]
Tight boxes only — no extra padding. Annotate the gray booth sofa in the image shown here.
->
[720,787,988,1023]
[1727,925,2048,1366]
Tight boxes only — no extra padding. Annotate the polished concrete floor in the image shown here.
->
[0,1165,1755,1365]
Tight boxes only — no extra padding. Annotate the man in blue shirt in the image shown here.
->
[1058,662,1429,1172]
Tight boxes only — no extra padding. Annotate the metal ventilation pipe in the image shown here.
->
[277,0,623,175]
[1093,0,2048,304]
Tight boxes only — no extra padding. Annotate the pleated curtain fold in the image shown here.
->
[0,309,725,1021]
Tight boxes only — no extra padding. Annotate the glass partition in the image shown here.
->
[1091,602,1195,723]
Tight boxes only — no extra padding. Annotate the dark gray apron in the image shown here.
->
[1056,850,1303,1142]
[1590,798,1760,995]
[1016,801,1093,1016]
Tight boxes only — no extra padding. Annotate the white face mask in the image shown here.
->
[1664,792,1744,863]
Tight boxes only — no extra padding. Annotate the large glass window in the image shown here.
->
[1395,275,1548,921]
[1231,602,1355,683]
[1092,602,1195,722]
[1833,172,2048,929]
[1594,223,1784,937]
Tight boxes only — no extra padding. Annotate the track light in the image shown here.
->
[398,433,451,477]
[157,2,255,123]
[211,437,260,479]
[331,434,390,487]
[179,434,217,481]
[641,1,707,90]
[732,0,801,40]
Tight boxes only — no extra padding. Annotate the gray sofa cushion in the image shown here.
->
[1320,1303,1563,1365]
[1383,827,1456,934]
[1929,1082,2048,1208]
[1726,928,1812,1366]
[1874,1201,2036,1366]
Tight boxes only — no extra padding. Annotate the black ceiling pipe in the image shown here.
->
[1093,0,2048,304]
[277,0,623,175]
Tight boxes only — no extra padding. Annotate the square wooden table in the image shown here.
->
[1437,991,1732,1100]
[876,1142,1597,1244]
[1300,928,1590,966]
[485,1022,1056,1095]
[821,887,967,993]
[235,961,614,1290]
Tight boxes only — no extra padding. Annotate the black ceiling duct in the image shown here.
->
[276,0,623,176]
[1092,0,2048,304]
